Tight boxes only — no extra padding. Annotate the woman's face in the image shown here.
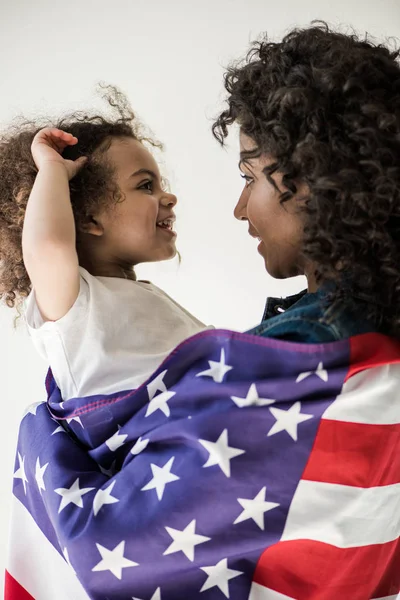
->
[235,131,308,281]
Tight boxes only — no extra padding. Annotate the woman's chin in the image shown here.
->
[262,255,283,279]
[258,247,272,273]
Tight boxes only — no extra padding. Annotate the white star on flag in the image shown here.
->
[92,540,138,580]
[141,457,180,500]
[296,361,328,383]
[200,558,243,597]
[13,452,28,494]
[267,402,313,441]
[55,477,95,513]
[105,429,128,452]
[147,370,168,400]
[164,519,211,561]
[23,401,45,417]
[196,348,233,383]
[93,480,119,516]
[199,429,245,478]
[145,389,176,418]
[66,416,83,428]
[35,457,49,494]
[233,486,279,530]
[231,383,275,408]
[133,588,162,600]
[131,436,150,455]
[51,424,66,435]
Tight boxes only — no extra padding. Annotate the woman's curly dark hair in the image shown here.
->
[213,22,400,336]
[0,85,162,308]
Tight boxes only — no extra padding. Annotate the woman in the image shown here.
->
[213,22,400,344]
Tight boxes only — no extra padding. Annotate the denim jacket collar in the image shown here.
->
[261,289,308,321]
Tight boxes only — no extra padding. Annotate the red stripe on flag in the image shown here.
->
[302,419,400,487]
[347,334,400,381]
[4,571,35,600]
[253,538,400,600]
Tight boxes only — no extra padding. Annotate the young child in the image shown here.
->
[212,23,400,344]
[0,88,209,400]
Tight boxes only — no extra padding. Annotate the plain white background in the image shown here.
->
[0,0,399,585]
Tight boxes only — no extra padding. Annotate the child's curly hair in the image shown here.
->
[0,85,162,308]
[213,22,400,337]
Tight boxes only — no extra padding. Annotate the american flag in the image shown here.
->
[5,329,400,600]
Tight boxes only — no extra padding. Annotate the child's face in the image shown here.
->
[93,137,177,267]
[235,131,307,280]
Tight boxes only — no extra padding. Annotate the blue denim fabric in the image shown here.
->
[247,288,375,343]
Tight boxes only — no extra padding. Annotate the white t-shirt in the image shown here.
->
[25,268,209,400]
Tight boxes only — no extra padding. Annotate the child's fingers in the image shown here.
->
[75,156,88,168]
[68,156,88,180]
[54,130,78,143]
[48,129,78,145]
[34,128,78,146]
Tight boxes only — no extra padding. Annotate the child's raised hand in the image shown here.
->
[31,128,87,180]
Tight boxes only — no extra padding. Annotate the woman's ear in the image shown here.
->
[78,215,104,237]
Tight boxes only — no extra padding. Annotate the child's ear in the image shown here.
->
[78,215,104,237]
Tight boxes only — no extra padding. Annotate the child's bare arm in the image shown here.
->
[22,128,87,321]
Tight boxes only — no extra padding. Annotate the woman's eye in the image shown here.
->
[139,180,153,192]
[240,173,253,188]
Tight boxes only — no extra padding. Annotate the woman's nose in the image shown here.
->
[234,188,248,221]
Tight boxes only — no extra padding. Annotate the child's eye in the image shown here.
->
[138,180,153,192]
[240,173,254,188]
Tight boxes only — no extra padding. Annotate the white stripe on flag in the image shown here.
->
[248,583,295,600]
[324,364,400,424]
[374,596,400,600]
[7,496,90,600]
[282,480,400,547]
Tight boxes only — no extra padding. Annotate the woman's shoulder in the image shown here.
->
[248,288,376,343]
[249,311,340,343]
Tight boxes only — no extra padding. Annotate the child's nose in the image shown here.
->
[162,192,177,207]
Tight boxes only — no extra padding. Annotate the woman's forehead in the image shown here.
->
[239,130,257,153]
[239,134,275,171]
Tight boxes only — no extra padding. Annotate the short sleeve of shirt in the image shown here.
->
[24,270,91,395]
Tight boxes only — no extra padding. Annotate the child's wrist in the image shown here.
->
[37,160,69,175]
